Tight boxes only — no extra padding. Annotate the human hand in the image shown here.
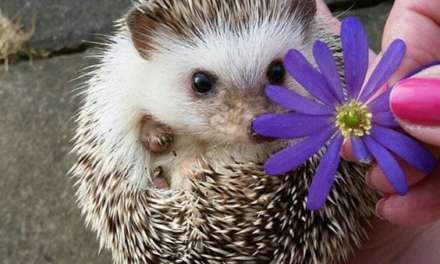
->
[318,0,440,226]
[340,0,440,227]
[373,66,440,226]
[316,0,440,262]
[349,65,440,263]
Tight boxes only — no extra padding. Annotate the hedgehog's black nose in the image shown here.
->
[249,117,274,144]
[250,131,274,144]
[252,135,273,144]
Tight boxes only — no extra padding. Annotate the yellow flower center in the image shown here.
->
[335,100,372,138]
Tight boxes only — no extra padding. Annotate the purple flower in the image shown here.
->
[252,17,437,211]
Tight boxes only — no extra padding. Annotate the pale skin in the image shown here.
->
[317,0,440,262]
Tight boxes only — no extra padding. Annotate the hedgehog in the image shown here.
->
[71,0,377,263]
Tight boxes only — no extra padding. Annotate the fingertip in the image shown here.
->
[368,162,428,193]
[390,66,440,146]
[374,194,439,226]
[368,165,393,192]
[375,195,415,225]
[396,119,440,147]
[375,197,389,221]
[375,167,440,226]
[341,139,357,161]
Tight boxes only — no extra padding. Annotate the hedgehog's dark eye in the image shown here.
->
[192,72,216,95]
[267,60,286,84]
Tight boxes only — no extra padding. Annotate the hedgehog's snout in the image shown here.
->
[207,90,276,144]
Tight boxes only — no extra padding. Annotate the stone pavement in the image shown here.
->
[0,1,393,263]
[0,54,111,264]
[0,0,132,52]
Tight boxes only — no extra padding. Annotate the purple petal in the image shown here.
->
[367,89,391,113]
[266,85,334,115]
[284,49,338,106]
[373,111,399,127]
[313,41,345,102]
[364,136,408,195]
[307,135,344,210]
[264,127,336,175]
[351,136,371,163]
[252,113,332,139]
[341,17,369,98]
[359,39,406,101]
[371,127,437,175]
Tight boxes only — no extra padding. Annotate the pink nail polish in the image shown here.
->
[391,78,440,126]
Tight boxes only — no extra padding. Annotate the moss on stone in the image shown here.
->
[0,12,33,70]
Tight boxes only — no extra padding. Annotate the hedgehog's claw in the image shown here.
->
[148,133,174,153]
[140,115,174,153]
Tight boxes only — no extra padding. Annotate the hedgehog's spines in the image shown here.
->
[127,0,316,55]
[72,140,376,263]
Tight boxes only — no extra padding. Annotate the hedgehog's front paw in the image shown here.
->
[149,132,174,153]
[152,166,170,190]
[140,115,174,153]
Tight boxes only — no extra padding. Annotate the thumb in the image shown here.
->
[382,0,440,83]
[390,65,440,146]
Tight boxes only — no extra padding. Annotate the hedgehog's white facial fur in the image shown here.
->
[79,0,318,189]
[140,26,308,142]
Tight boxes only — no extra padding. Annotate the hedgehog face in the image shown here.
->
[127,0,317,145]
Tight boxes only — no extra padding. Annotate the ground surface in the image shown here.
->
[0,55,110,264]
[0,1,392,263]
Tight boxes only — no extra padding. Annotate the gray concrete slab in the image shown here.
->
[0,54,111,264]
[0,0,132,52]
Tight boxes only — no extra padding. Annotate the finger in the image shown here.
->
[367,161,427,194]
[382,0,440,83]
[341,139,355,161]
[390,66,440,146]
[397,121,440,147]
[375,166,440,226]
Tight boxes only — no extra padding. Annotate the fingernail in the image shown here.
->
[375,198,388,221]
[391,78,440,126]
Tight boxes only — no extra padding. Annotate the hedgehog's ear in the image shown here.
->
[127,8,157,59]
